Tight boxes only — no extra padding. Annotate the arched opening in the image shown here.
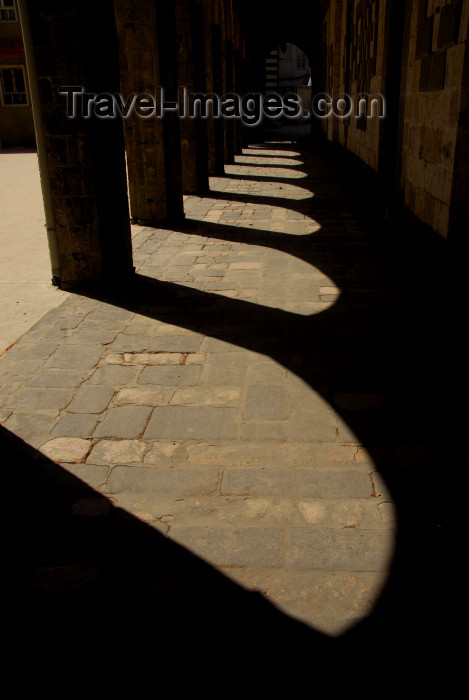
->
[265,42,311,94]
[263,42,312,136]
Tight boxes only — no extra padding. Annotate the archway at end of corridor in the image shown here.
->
[263,42,312,141]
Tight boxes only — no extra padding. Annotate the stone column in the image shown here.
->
[218,0,229,165]
[192,0,210,191]
[155,0,185,220]
[223,0,236,163]
[115,0,183,224]
[232,0,244,154]
[20,0,133,290]
[211,0,226,174]
[176,0,209,194]
[327,0,343,144]
[201,0,217,176]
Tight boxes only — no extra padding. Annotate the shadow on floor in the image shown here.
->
[6,424,330,689]
[5,134,462,690]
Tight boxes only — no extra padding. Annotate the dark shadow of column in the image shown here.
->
[6,135,461,691]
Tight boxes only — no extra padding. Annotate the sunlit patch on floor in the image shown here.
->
[234,155,304,166]
[225,164,308,179]
[184,197,321,236]
[210,177,314,201]
[137,223,338,315]
[243,148,301,158]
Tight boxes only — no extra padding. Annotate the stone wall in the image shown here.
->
[399,0,468,237]
[343,0,387,170]
[322,0,468,240]
[323,0,388,170]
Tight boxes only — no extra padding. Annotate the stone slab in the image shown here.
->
[145,406,239,440]
[94,406,153,439]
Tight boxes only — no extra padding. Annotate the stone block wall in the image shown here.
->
[343,0,387,170]
[323,0,388,171]
[400,0,468,237]
[322,0,468,240]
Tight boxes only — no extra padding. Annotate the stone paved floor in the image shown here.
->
[2,135,459,684]
[0,149,68,354]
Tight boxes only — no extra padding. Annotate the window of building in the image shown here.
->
[0,66,28,105]
[0,0,17,22]
[296,52,307,70]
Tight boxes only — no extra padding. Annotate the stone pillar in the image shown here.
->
[21,0,133,290]
[327,0,343,144]
[176,0,209,194]
[155,0,185,220]
[232,0,244,154]
[114,0,183,224]
[211,0,226,174]
[223,0,236,163]
[218,0,229,164]
[201,0,217,176]
[192,0,210,190]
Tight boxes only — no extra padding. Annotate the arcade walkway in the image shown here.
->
[1,133,459,685]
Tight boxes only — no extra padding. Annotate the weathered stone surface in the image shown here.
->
[183,440,276,467]
[146,335,203,353]
[220,468,295,496]
[169,526,284,567]
[66,385,115,413]
[0,358,45,382]
[220,467,372,498]
[144,406,238,440]
[113,387,167,406]
[122,352,184,365]
[105,466,220,496]
[243,384,286,420]
[239,422,286,441]
[43,345,103,370]
[5,341,57,362]
[87,439,147,464]
[87,307,133,322]
[5,387,75,411]
[297,499,383,528]
[287,411,338,442]
[52,413,99,437]
[94,406,152,439]
[221,568,386,636]
[3,411,59,447]
[88,366,140,385]
[170,386,241,406]
[199,352,247,384]
[108,335,153,353]
[39,437,92,463]
[245,360,287,384]
[286,529,395,571]
[27,368,89,388]
[60,463,109,489]
[138,365,201,386]
[64,329,119,345]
